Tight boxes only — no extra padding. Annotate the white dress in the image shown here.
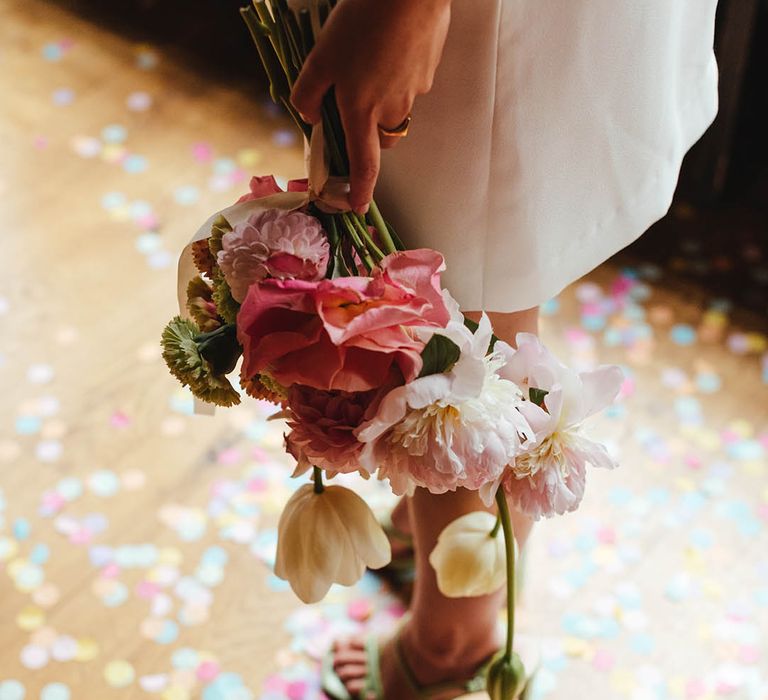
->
[375,0,720,312]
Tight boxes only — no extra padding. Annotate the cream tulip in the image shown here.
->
[275,484,391,603]
[429,511,513,598]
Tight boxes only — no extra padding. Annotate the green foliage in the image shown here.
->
[529,388,549,407]
[418,334,461,378]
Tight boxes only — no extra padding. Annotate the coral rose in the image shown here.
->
[237,249,451,392]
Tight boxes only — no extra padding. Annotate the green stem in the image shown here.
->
[313,466,324,494]
[489,514,502,538]
[351,213,385,261]
[367,200,398,255]
[495,490,516,660]
[340,213,375,271]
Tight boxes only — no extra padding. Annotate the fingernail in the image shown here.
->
[355,203,370,215]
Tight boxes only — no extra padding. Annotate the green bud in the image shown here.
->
[486,651,526,700]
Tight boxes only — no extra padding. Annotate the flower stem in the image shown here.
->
[495,490,516,660]
[490,513,502,538]
[313,466,325,494]
[367,200,398,254]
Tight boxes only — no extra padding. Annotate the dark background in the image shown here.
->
[46,0,768,315]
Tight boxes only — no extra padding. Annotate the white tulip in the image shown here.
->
[275,484,391,603]
[429,511,513,598]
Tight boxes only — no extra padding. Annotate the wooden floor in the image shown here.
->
[1,1,767,699]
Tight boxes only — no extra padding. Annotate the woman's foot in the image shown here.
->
[329,620,499,700]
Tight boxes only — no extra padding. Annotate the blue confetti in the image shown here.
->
[670,324,696,345]
[122,154,148,173]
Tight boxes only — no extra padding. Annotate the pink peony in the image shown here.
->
[218,209,329,302]
[237,249,451,392]
[284,384,382,476]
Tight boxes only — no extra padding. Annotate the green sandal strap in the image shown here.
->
[362,636,384,698]
[393,630,492,698]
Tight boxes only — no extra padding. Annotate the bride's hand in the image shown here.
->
[290,0,451,214]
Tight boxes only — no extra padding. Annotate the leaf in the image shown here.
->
[529,388,548,407]
[195,324,242,376]
[418,334,461,378]
[462,315,500,353]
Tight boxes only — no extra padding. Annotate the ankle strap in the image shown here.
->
[393,629,492,698]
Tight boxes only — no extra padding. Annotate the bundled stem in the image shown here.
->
[241,0,396,265]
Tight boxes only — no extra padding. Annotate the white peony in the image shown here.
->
[356,301,532,497]
[492,333,624,519]
[429,511,514,598]
[274,484,391,603]
[217,209,329,302]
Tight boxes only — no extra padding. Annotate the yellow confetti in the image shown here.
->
[104,659,135,688]
[668,675,686,698]
[158,547,183,566]
[746,332,767,352]
[0,537,18,561]
[16,605,45,631]
[610,668,635,693]
[75,637,100,662]
[161,687,191,700]
[237,148,263,168]
[563,637,590,657]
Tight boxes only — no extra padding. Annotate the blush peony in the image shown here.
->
[284,385,381,477]
[218,209,329,302]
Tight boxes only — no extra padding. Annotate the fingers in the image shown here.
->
[379,133,402,150]
[339,105,380,215]
[378,100,412,150]
[290,51,332,124]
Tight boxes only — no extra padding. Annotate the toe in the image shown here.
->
[336,662,368,683]
[334,649,367,669]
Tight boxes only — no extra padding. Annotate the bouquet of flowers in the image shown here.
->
[161,1,623,696]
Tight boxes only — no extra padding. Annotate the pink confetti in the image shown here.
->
[596,527,616,544]
[347,599,373,622]
[110,411,131,428]
[102,563,121,578]
[591,648,614,672]
[136,581,161,599]
[192,142,213,163]
[217,448,241,465]
[196,660,220,680]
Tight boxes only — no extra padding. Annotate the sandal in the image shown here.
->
[321,626,497,700]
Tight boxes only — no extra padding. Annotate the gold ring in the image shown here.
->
[378,114,412,138]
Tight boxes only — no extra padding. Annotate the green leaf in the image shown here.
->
[195,324,242,376]
[462,315,500,353]
[418,334,461,378]
[529,387,548,407]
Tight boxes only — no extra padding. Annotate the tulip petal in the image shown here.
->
[325,486,391,570]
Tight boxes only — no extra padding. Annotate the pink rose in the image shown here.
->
[236,175,308,203]
[285,385,382,475]
[237,249,451,392]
